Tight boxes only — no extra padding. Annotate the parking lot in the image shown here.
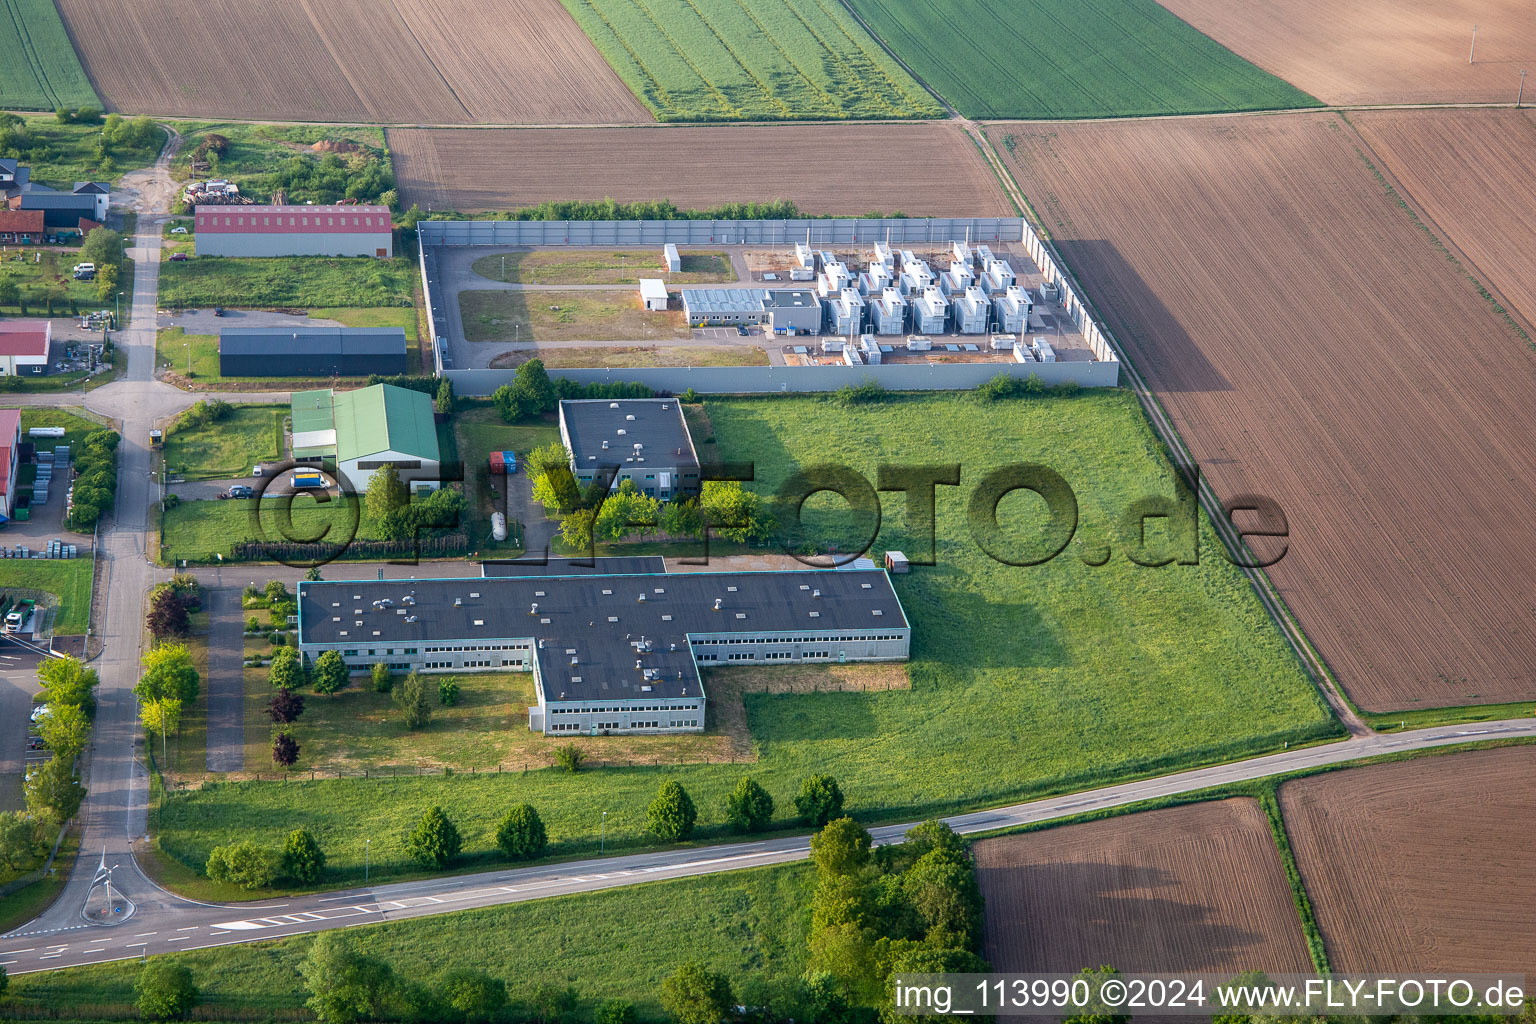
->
[0,648,49,812]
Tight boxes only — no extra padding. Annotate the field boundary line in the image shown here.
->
[969,123,1367,737]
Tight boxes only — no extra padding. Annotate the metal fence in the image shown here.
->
[419,216,1024,248]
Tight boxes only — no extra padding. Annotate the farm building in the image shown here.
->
[290,383,440,494]
[0,409,19,521]
[663,243,681,273]
[0,320,53,376]
[912,287,949,334]
[0,210,43,245]
[559,398,700,500]
[217,326,408,378]
[638,279,668,312]
[871,289,907,335]
[296,566,909,735]
[3,163,110,236]
[763,289,822,334]
[194,204,393,258]
[681,288,765,326]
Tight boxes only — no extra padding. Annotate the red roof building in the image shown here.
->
[195,204,393,258]
[0,209,43,243]
[0,408,21,519]
[0,320,52,377]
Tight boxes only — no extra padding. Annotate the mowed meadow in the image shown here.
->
[152,392,1338,891]
[556,0,941,120]
[846,0,1319,118]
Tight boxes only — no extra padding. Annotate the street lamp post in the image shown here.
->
[115,290,121,326]
[600,811,608,855]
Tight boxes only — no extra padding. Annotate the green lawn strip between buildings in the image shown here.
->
[158,256,416,309]
[162,404,284,481]
[152,390,1339,888]
[845,0,1320,119]
[0,558,93,634]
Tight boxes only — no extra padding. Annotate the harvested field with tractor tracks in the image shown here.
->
[389,122,1012,215]
[1156,0,1536,105]
[53,0,651,124]
[974,799,1313,974]
[1351,108,1536,328]
[1280,746,1536,972]
[992,112,1536,712]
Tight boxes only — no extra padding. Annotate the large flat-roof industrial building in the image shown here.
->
[297,566,910,735]
[558,398,700,500]
[680,288,822,333]
[218,326,408,377]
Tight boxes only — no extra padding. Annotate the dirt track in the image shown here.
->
[55,0,651,124]
[975,799,1312,974]
[389,122,1012,215]
[1351,108,1536,327]
[1157,0,1536,105]
[993,112,1536,711]
[1280,746,1536,972]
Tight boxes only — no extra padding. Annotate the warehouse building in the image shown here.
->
[296,566,910,735]
[681,288,766,326]
[763,289,822,335]
[291,383,440,494]
[218,326,407,377]
[195,204,393,258]
[0,320,53,376]
[559,398,700,499]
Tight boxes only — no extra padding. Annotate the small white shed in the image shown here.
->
[639,279,669,312]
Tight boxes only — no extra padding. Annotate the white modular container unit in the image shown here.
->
[906,335,933,352]
[871,288,907,335]
[912,288,948,334]
[1033,337,1057,362]
[663,243,682,273]
[954,287,989,335]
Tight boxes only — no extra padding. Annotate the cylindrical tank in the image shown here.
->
[491,512,507,542]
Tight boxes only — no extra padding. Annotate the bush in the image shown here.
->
[267,688,305,724]
[660,961,733,1024]
[246,615,260,632]
[391,671,432,729]
[724,777,775,833]
[269,646,304,690]
[271,731,299,768]
[407,806,461,868]
[436,969,507,1024]
[594,999,638,1024]
[553,743,584,773]
[795,773,845,826]
[371,663,392,693]
[205,841,280,889]
[647,780,697,842]
[495,804,547,861]
[437,676,460,706]
[834,379,888,407]
[281,828,326,883]
[135,960,199,1021]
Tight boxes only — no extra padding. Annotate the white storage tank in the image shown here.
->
[491,512,508,542]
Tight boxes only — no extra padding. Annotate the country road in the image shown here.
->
[4,717,1532,975]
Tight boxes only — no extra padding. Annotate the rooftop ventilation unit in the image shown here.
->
[637,593,646,602]
[570,656,579,666]
[625,414,636,421]
[713,598,722,611]
[405,615,417,623]
[454,597,462,607]
[609,402,620,409]
[530,602,539,614]
[813,589,821,599]
[616,428,627,436]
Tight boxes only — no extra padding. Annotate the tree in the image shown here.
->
[78,227,123,268]
[660,498,703,539]
[434,376,455,415]
[699,481,773,543]
[39,702,92,759]
[811,817,872,877]
[139,697,182,762]
[1062,966,1131,1024]
[594,481,660,542]
[268,688,305,724]
[531,465,580,516]
[554,743,584,773]
[281,827,326,883]
[137,644,200,705]
[903,819,967,863]
[146,585,190,639]
[647,780,697,842]
[205,841,280,889]
[525,441,572,479]
[304,565,324,581]
[436,969,507,1024]
[796,773,844,826]
[24,756,85,824]
[903,848,982,946]
[495,803,547,861]
[660,960,733,1024]
[264,579,290,604]
[38,656,99,714]
[268,645,304,691]
[516,358,557,414]
[136,960,200,1021]
[528,982,580,1024]
[300,931,396,1024]
[391,671,432,729]
[313,650,348,694]
[365,463,408,527]
[724,777,774,833]
[595,1000,638,1024]
[371,662,393,693]
[0,811,36,869]
[272,730,300,768]
[438,676,460,706]
[407,805,461,868]
[558,507,595,551]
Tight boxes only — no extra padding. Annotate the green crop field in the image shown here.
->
[151,390,1339,891]
[0,0,98,111]
[557,0,941,121]
[845,0,1320,118]
[10,862,814,1020]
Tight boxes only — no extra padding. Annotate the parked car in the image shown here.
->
[168,252,188,262]
[213,306,226,317]
[227,484,253,499]
[72,262,95,275]
[737,325,749,336]
[170,226,188,234]
[29,703,49,723]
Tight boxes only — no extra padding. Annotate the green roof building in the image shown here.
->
[291,384,441,494]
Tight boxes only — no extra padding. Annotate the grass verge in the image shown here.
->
[488,345,768,369]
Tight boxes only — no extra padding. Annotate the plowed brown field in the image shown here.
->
[1353,109,1536,326]
[1156,0,1536,105]
[54,0,650,124]
[388,123,1010,215]
[975,800,1312,974]
[992,113,1536,711]
[1281,746,1536,972]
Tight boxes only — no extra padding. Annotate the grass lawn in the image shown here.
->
[460,289,690,343]
[158,256,415,309]
[0,115,161,185]
[0,245,113,317]
[160,498,371,565]
[10,861,814,1020]
[153,390,1340,890]
[162,404,283,481]
[0,826,77,936]
[0,558,93,634]
[0,1,97,110]
[157,308,420,385]
[488,345,768,369]
[471,250,733,286]
[556,0,940,122]
[14,406,106,451]
[154,612,212,780]
[846,0,1320,119]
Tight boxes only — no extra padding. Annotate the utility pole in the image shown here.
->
[1470,24,1478,63]
[1520,69,1527,108]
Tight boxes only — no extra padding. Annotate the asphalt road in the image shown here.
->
[4,717,1533,974]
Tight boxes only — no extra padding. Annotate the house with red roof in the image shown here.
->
[0,320,53,377]
[0,209,43,245]
[0,408,21,520]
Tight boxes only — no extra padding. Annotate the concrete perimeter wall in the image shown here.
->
[419,217,1022,248]
[446,360,1118,397]
[1016,218,1116,363]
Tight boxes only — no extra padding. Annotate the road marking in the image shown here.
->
[133,932,157,937]
[165,936,189,943]
[82,948,106,954]
[125,943,146,948]
[209,930,230,936]
[2,949,34,954]
[38,953,61,959]
[0,960,15,966]
[296,912,325,921]
[175,926,198,931]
